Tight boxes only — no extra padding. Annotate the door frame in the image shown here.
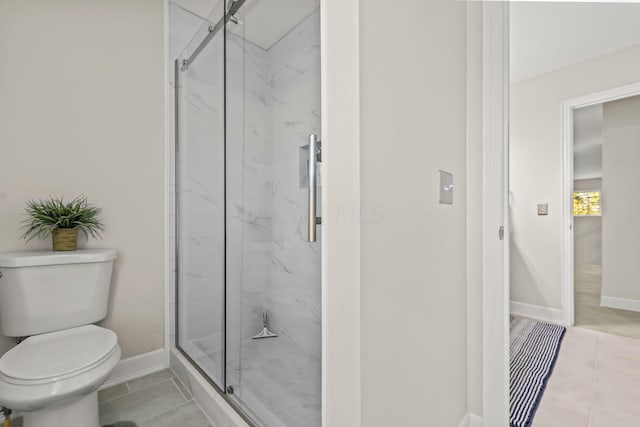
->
[321,0,362,426]
[561,81,640,326]
[482,2,510,426]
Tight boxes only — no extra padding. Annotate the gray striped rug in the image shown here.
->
[510,316,566,427]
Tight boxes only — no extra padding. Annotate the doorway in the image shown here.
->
[503,2,640,426]
[564,87,640,338]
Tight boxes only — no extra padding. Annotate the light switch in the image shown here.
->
[439,170,453,205]
[537,203,548,216]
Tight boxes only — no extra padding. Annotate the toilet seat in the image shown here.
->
[0,325,121,412]
[0,325,118,384]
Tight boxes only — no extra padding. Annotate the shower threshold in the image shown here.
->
[173,336,320,427]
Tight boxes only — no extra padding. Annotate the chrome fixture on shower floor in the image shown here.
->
[253,312,278,339]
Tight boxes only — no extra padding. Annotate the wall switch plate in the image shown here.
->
[537,203,549,215]
[439,170,453,205]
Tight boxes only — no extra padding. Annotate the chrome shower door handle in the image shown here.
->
[308,134,321,242]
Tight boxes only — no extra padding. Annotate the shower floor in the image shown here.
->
[188,334,320,427]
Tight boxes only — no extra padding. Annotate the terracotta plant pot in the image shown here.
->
[52,228,79,251]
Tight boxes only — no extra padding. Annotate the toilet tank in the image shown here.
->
[0,249,117,337]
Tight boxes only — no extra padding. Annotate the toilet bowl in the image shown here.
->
[0,249,119,427]
[0,325,121,427]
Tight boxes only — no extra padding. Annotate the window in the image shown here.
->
[573,190,601,216]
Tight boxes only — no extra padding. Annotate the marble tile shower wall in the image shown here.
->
[167,0,321,390]
[225,8,322,367]
[182,71,225,342]
[265,9,321,359]
[225,31,273,358]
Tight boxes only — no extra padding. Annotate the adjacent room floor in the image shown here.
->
[10,369,213,427]
[575,264,640,339]
[533,326,640,427]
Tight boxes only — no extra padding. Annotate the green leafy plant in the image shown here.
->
[20,195,105,242]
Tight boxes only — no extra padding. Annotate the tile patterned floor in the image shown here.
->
[99,369,213,426]
[533,326,640,427]
[10,368,213,427]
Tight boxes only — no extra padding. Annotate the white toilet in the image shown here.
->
[0,249,121,427]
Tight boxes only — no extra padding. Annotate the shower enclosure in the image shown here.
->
[173,0,321,425]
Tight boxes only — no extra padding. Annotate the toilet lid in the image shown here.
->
[0,325,118,381]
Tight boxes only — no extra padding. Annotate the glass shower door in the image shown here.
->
[174,0,322,424]
[225,2,322,426]
[175,4,226,390]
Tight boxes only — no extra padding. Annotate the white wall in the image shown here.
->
[0,0,165,359]
[510,43,640,310]
[574,179,602,266]
[601,96,640,302]
[360,1,469,425]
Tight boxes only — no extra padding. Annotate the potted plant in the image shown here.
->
[20,195,105,251]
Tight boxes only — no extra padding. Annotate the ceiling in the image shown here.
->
[230,0,318,50]
[510,2,640,82]
[171,0,222,21]
[171,0,318,50]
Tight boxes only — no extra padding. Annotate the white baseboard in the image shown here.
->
[510,301,563,324]
[469,413,483,427]
[101,348,166,389]
[457,413,483,427]
[601,295,640,313]
[456,414,469,427]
